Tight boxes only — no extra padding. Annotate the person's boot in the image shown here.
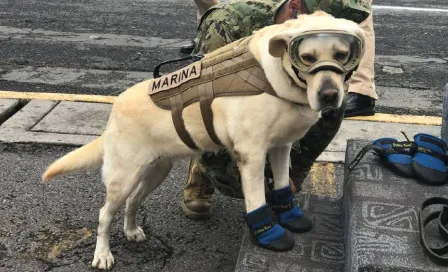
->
[344,92,376,117]
[269,185,313,233]
[180,40,195,54]
[245,204,295,251]
[181,158,215,220]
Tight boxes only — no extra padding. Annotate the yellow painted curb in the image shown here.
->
[0,90,442,126]
[0,90,116,104]
[346,113,441,126]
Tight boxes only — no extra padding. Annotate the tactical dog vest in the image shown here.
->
[148,37,280,150]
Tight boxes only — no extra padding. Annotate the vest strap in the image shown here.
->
[170,95,198,149]
[199,78,224,146]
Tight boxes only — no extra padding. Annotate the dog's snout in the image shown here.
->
[318,78,339,104]
[319,88,338,103]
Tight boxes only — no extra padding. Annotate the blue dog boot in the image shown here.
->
[270,185,312,233]
[349,137,414,178]
[372,138,414,177]
[245,205,294,251]
[413,133,448,185]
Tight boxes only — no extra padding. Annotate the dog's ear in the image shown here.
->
[268,34,290,58]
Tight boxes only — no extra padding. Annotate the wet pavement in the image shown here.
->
[0,143,245,272]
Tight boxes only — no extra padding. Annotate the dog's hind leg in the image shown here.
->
[123,159,173,242]
[91,155,154,270]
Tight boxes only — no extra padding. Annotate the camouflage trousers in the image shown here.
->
[190,97,348,199]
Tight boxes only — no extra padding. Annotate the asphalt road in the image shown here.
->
[0,0,447,116]
[0,143,246,272]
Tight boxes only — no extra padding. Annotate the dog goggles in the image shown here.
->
[288,30,364,75]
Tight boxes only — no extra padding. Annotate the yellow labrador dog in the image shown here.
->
[42,12,365,270]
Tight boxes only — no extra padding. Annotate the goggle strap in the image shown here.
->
[310,65,344,75]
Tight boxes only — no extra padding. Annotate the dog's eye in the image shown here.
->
[300,54,316,64]
[334,51,349,62]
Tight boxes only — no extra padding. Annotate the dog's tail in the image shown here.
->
[42,134,105,182]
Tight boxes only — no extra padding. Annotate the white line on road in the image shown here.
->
[373,5,448,13]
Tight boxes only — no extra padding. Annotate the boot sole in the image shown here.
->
[180,48,194,54]
[344,108,375,118]
[249,228,295,252]
[180,199,212,220]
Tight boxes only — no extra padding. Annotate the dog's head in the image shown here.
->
[268,12,366,112]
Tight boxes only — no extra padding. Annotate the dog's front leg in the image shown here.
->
[268,144,292,190]
[236,147,267,213]
[236,145,294,252]
[268,144,313,234]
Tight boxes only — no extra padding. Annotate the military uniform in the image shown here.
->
[194,0,220,25]
[193,0,283,55]
[182,0,372,218]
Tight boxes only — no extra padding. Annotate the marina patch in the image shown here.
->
[149,62,202,94]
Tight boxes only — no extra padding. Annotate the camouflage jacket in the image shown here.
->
[193,0,286,54]
[193,0,372,54]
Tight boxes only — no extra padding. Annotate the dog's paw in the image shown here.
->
[124,226,147,242]
[92,250,115,270]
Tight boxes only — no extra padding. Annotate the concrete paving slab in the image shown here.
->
[0,100,97,145]
[32,101,111,135]
[317,151,346,163]
[344,140,448,272]
[236,196,345,272]
[235,164,346,272]
[0,99,20,124]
